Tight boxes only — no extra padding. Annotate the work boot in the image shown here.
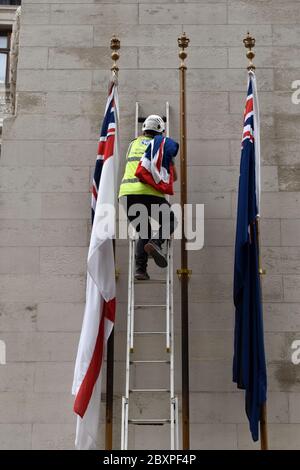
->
[144,240,168,268]
[135,267,150,281]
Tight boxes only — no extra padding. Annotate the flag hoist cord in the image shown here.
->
[121,102,179,450]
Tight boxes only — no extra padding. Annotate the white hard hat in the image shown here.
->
[142,114,165,133]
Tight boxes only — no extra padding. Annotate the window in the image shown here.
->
[0,32,10,85]
[0,1,21,5]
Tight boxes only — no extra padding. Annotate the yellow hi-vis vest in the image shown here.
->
[118,136,165,198]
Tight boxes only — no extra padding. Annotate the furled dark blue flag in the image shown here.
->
[233,71,267,442]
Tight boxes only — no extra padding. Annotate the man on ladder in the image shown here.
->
[119,114,179,280]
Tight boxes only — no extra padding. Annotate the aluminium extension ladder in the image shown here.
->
[121,103,179,450]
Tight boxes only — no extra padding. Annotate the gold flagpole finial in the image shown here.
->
[243,32,256,71]
[110,35,120,73]
[178,32,190,69]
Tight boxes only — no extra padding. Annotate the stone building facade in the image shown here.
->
[0,0,300,450]
[0,2,21,144]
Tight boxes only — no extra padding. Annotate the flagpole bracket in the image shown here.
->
[115,267,120,281]
[176,268,192,280]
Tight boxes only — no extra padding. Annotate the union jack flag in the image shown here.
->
[241,71,261,212]
[135,135,179,195]
[91,81,117,222]
[242,82,254,144]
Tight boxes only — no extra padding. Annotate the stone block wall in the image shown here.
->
[0,0,300,450]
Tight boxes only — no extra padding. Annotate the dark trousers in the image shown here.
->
[124,194,176,270]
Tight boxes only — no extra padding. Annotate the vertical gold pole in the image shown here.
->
[255,217,268,450]
[105,35,120,452]
[260,402,268,450]
[244,32,268,451]
[178,32,190,450]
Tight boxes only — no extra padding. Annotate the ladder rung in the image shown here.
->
[130,360,170,364]
[135,279,166,284]
[138,116,166,123]
[130,388,170,393]
[128,419,170,425]
[134,331,166,335]
[135,304,166,308]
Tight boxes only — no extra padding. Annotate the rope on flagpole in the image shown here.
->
[105,35,120,451]
[243,32,269,451]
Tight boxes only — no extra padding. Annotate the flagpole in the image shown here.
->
[255,216,268,450]
[105,35,120,451]
[177,33,191,450]
[243,32,269,451]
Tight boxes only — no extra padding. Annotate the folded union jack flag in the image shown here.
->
[135,135,179,195]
